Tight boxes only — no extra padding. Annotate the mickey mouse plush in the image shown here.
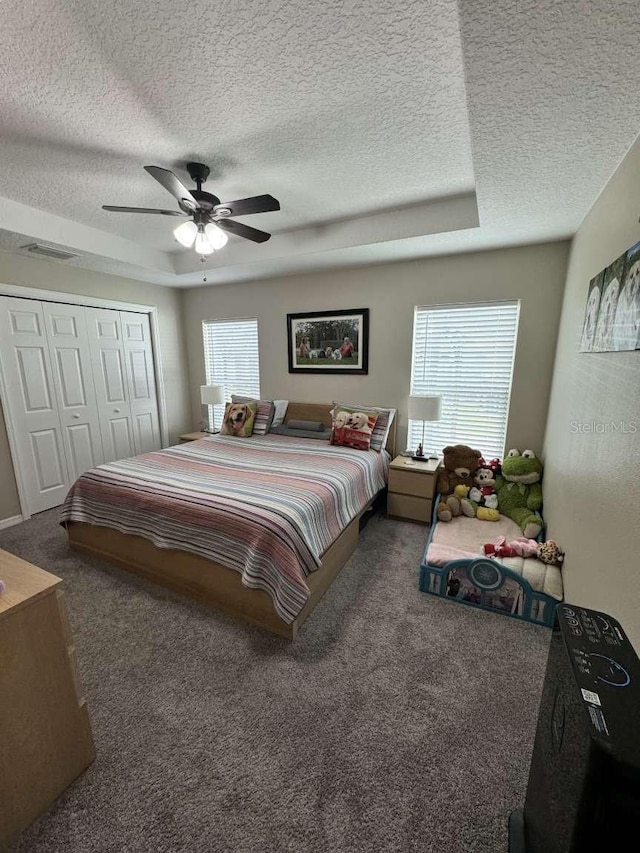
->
[469,467,499,509]
[461,457,501,521]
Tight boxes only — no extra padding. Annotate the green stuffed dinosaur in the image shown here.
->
[495,449,544,538]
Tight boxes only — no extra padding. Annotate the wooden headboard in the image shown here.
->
[285,402,396,458]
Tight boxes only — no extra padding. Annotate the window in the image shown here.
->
[202,318,260,428]
[409,302,520,458]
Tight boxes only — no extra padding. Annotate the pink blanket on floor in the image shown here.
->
[426,515,564,601]
[427,515,526,566]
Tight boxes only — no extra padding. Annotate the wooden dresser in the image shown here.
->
[0,549,95,848]
[387,455,441,524]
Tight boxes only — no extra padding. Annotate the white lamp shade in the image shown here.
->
[407,395,441,421]
[205,222,229,250]
[200,384,225,406]
[173,220,198,247]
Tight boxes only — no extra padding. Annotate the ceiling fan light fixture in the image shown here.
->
[105,163,278,248]
[194,224,214,255]
[173,220,198,247]
[205,222,229,250]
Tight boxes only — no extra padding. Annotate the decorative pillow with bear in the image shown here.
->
[330,406,379,451]
[220,402,258,437]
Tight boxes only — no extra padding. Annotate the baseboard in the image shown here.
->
[0,514,24,530]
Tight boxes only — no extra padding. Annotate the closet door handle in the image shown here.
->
[72,413,80,419]
[114,408,121,413]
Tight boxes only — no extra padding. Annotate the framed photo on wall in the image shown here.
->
[579,238,640,352]
[287,308,369,374]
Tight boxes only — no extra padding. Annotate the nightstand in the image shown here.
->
[179,431,211,442]
[387,455,441,524]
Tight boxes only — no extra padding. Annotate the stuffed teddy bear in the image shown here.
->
[436,445,483,522]
[484,536,564,566]
[460,461,500,522]
[495,449,544,538]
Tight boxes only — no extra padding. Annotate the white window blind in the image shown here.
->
[409,302,520,459]
[202,318,260,428]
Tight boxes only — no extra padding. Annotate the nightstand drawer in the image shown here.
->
[388,468,435,499]
[387,494,432,523]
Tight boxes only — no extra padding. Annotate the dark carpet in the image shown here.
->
[0,510,550,853]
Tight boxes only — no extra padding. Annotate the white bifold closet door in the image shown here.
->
[121,311,161,455]
[43,302,105,479]
[0,298,72,513]
[85,308,136,463]
[0,296,162,515]
[85,308,160,462]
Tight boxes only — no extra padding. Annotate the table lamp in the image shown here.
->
[200,384,225,432]
[407,395,441,457]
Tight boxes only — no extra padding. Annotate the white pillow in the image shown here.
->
[271,400,289,428]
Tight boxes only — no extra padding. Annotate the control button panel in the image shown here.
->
[560,606,624,647]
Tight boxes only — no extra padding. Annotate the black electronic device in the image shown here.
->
[509,605,640,852]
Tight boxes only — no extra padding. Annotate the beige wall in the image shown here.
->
[183,241,569,454]
[0,251,191,521]
[543,135,640,650]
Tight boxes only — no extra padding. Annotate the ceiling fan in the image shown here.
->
[103,162,280,255]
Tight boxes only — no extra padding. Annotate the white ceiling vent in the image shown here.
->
[20,243,79,261]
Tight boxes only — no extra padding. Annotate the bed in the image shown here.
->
[62,402,395,639]
[419,501,563,627]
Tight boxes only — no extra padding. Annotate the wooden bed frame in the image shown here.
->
[68,402,396,640]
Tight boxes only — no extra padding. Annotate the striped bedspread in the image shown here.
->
[60,434,389,622]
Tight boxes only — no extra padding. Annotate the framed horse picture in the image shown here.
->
[287,308,369,375]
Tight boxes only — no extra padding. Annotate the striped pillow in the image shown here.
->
[331,401,396,453]
[231,396,275,436]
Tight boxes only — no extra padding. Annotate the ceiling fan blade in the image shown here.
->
[102,205,187,216]
[214,194,280,218]
[216,219,271,243]
[144,166,201,211]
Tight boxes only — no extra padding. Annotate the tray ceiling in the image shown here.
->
[0,0,639,286]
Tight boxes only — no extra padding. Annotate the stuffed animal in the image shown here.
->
[484,536,564,566]
[436,444,483,522]
[536,540,565,566]
[495,449,544,538]
[438,484,470,522]
[470,467,499,508]
[461,463,500,522]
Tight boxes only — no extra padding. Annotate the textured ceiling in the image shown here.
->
[457,0,640,240]
[0,0,472,246]
[0,0,639,286]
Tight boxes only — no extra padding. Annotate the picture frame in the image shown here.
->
[579,238,640,352]
[287,308,369,374]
